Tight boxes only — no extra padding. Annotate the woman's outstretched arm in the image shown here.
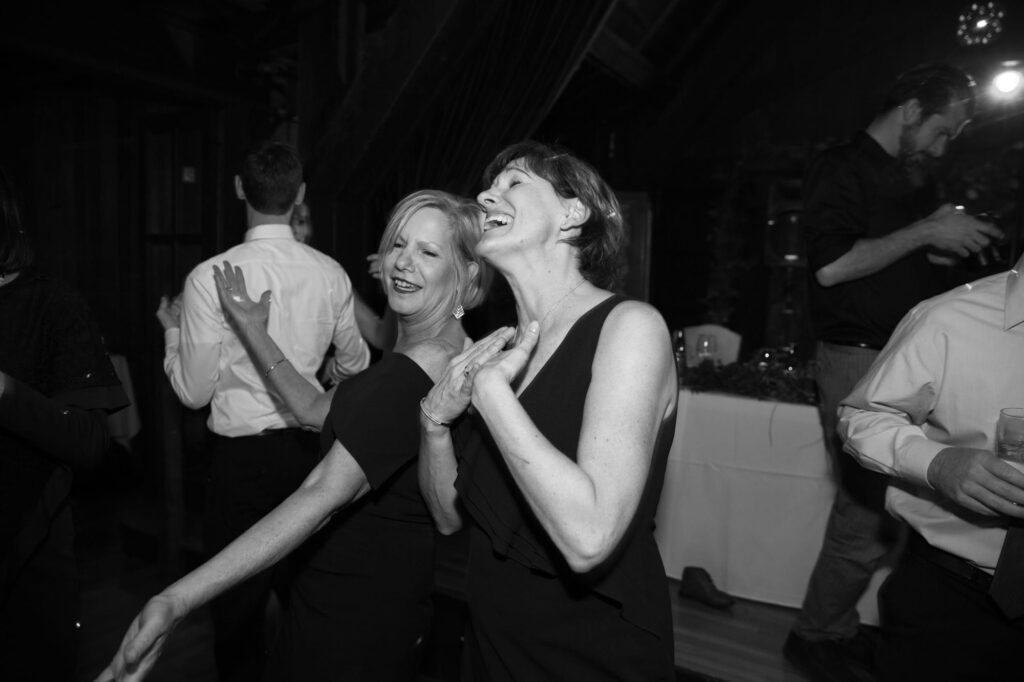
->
[213,261,334,428]
[94,440,370,682]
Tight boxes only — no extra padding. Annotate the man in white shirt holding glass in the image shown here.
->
[158,140,370,682]
[838,253,1024,680]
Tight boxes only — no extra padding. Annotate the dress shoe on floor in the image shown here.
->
[677,566,735,609]
[783,631,877,682]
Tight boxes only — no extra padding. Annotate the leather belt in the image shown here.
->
[907,530,992,589]
[259,427,305,437]
[824,340,883,351]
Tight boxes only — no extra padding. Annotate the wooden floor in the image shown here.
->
[73,470,812,682]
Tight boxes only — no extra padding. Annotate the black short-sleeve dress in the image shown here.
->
[265,351,437,682]
[454,295,678,682]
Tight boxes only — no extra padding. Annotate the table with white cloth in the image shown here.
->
[654,389,893,625]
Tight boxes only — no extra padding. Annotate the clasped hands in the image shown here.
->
[421,323,539,425]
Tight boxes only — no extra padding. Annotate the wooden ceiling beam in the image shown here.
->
[589,27,657,89]
[303,0,500,194]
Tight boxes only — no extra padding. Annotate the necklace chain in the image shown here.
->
[527,278,586,331]
[514,280,587,345]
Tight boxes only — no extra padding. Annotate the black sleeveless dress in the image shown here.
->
[265,352,436,682]
[454,295,678,681]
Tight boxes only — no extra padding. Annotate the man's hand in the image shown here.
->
[923,204,1003,258]
[927,447,1024,518]
[367,253,382,281]
[155,295,182,331]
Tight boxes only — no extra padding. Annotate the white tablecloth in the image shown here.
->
[654,389,890,624]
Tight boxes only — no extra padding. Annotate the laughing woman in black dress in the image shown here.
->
[98,190,500,682]
[419,141,679,681]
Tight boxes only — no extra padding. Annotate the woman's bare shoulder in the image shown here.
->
[403,337,464,383]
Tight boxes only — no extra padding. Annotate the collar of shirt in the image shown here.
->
[1005,253,1024,331]
[244,224,295,242]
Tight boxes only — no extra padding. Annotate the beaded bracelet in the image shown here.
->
[419,397,450,427]
[265,357,289,377]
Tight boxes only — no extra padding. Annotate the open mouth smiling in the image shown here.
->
[390,276,419,292]
[483,213,512,231]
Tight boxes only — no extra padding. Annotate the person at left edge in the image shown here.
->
[0,164,128,681]
[157,140,370,682]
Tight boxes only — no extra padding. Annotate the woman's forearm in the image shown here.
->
[472,377,609,568]
[418,416,463,534]
[236,320,332,427]
[164,442,368,613]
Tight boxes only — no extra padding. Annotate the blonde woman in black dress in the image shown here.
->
[98,190,500,682]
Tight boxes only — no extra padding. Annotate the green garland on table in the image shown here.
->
[680,359,819,406]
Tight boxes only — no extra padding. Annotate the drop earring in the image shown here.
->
[453,304,465,320]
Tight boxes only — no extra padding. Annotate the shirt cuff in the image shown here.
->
[896,435,949,488]
[164,327,181,348]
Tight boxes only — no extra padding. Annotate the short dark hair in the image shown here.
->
[0,166,33,275]
[239,140,303,215]
[882,62,977,119]
[482,140,625,290]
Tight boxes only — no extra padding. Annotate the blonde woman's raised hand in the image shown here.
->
[421,326,515,425]
[213,260,270,332]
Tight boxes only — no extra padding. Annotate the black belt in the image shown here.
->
[907,530,992,589]
[212,428,306,439]
[823,340,883,351]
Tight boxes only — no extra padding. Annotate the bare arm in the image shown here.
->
[418,415,463,534]
[417,328,515,534]
[213,262,333,428]
[817,204,1002,287]
[471,304,676,573]
[94,440,370,681]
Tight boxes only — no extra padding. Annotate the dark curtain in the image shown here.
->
[344,0,618,210]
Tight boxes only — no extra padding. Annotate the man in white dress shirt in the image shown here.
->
[160,140,369,681]
[839,254,1024,680]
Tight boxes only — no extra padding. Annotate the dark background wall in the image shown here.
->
[2,0,1022,504]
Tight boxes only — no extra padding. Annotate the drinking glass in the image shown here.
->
[696,334,718,364]
[996,407,1024,463]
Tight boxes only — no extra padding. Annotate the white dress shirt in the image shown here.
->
[838,255,1024,572]
[164,224,370,437]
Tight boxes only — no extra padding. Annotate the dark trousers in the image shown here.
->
[878,536,1024,681]
[204,429,321,682]
[793,342,903,640]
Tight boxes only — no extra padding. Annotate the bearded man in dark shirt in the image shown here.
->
[783,63,1003,682]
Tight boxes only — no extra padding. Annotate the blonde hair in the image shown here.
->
[376,190,492,311]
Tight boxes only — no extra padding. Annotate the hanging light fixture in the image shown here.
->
[956,2,1007,46]
[991,61,1024,99]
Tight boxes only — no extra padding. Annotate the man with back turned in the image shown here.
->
[159,140,369,681]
